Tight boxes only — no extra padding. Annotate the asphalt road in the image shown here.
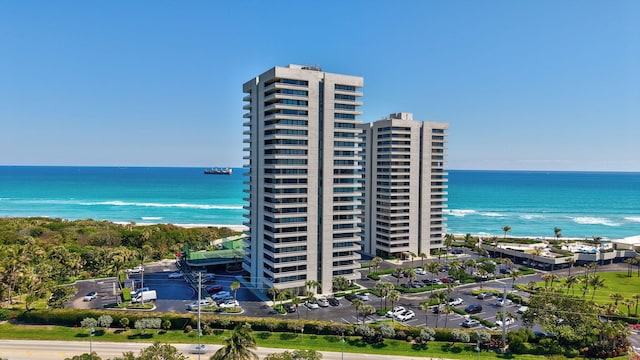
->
[0,339,442,360]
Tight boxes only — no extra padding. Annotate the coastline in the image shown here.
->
[113,221,247,232]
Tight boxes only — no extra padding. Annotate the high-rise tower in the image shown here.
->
[242,65,363,295]
[359,112,449,258]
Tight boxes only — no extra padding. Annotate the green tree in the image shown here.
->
[553,227,562,241]
[502,225,511,240]
[137,342,187,360]
[264,350,323,360]
[210,323,258,360]
[230,281,241,301]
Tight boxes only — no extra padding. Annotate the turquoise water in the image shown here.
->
[1,167,639,239]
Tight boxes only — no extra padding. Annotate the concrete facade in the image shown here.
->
[359,113,449,258]
[242,65,363,295]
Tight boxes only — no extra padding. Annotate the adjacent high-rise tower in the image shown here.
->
[359,112,449,258]
[242,65,364,295]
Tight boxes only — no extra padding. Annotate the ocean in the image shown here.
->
[0,167,639,240]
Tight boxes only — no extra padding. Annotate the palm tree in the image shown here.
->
[370,256,383,274]
[210,323,258,360]
[622,299,635,317]
[361,305,376,324]
[420,302,431,327]
[609,293,624,306]
[429,292,442,328]
[502,225,511,240]
[230,281,240,302]
[388,290,400,324]
[409,252,417,267]
[510,270,521,288]
[290,295,302,321]
[419,252,427,268]
[566,257,576,276]
[633,294,640,316]
[268,286,280,307]
[351,299,363,324]
[553,227,562,242]
[564,275,580,295]
[625,258,636,277]
[304,280,319,295]
[589,274,605,300]
[425,261,440,292]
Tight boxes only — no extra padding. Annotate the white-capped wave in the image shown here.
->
[625,216,640,223]
[520,214,544,220]
[81,200,243,210]
[479,212,505,217]
[572,217,620,227]
[141,217,163,220]
[445,209,476,217]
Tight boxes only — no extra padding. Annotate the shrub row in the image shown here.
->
[16,308,501,343]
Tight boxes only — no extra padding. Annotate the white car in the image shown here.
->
[355,293,370,301]
[448,297,464,306]
[186,299,212,310]
[83,291,98,301]
[414,268,427,275]
[189,344,208,354]
[126,266,143,274]
[495,298,513,307]
[218,299,240,308]
[317,297,330,307]
[395,309,415,322]
[462,318,481,328]
[167,272,183,279]
[305,301,320,309]
[386,306,406,318]
[517,306,529,314]
[495,317,515,327]
[211,291,231,301]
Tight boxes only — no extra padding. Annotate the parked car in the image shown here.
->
[395,309,415,322]
[126,266,143,274]
[167,272,183,279]
[327,297,340,306]
[355,293,370,301]
[205,285,223,294]
[211,291,231,301]
[186,299,212,310]
[432,304,445,314]
[495,298,512,307]
[317,297,330,307]
[414,268,427,275]
[411,280,426,288]
[189,344,209,354]
[476,292,493,300]
[391,270,405,278]
[499,268,512,274]
[83,291,97,302]
[218,299,240,308]
[448,297,464,306]
[386,306,406,318]
[344,293,357,301]
[451,248,463,254]
[465,304,483,314]
[431,279,443,285]
[517,306,529,314]
[440,277,452,283]
[285,304,297,313]
[462,318,481,328]
[305,301,320,309]
[495,317,515,327]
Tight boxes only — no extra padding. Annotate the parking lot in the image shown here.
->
[66,252,552,333]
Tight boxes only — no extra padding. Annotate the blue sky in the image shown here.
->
[1,1,638,171]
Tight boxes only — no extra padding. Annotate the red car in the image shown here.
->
[205,285,223,294]
[440,277,452,283]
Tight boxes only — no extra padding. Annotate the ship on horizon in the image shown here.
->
[204,167,232,175]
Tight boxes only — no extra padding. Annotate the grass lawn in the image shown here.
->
[544,271,640,315]
[0,322,548,359]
